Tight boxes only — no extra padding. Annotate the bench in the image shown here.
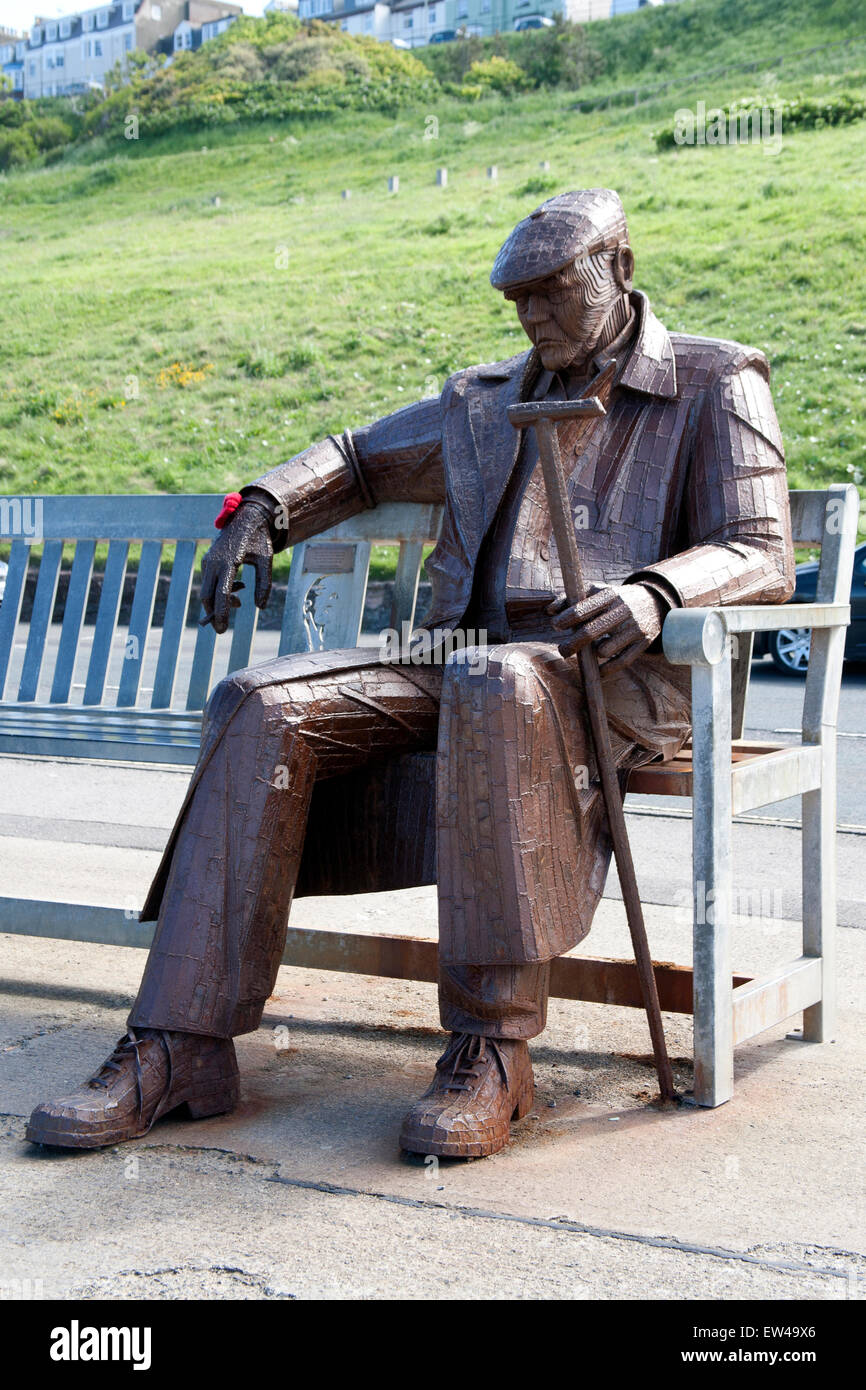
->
[0,494,442,762]
[0,484,858,1107]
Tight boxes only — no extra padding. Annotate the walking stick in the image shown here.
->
[508,367,677,1102]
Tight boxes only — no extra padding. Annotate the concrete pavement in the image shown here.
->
[1,901,864,1300]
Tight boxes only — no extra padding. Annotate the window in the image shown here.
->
[94,38,103,55]
[123,1,136,17]
[46,22,57,40]
[56,52,64,67]
[428,6,437,22]
[124,33,132,49]
[83,14,94,31]
[481,0,490,10]
[152,4,162,18]
[457,0,468,15]
[28,60,36,74]
[60,19,71,37]
[13,70,23,90]
[97,10,109,29]
[30,25,42,44]
[404,14,413,28]
[364,12,372,28]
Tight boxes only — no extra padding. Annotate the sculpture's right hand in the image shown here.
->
[199,501,274,635]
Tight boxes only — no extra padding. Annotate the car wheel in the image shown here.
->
[769,627,811,674]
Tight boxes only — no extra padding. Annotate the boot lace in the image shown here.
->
[88,1028,166,1126]
[437,1032,508,1094]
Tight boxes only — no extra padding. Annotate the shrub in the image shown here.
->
[29,115,74,152]
[464,56,529,96]
[654,90,866,150]
[0,127,37,171]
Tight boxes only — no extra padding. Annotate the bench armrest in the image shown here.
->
[663,603,851,667]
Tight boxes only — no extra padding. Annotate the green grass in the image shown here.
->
[0,46,864,549]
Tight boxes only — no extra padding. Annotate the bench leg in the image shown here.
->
[802,731,837,1043]
[691,654,734,1107]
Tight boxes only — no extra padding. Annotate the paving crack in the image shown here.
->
[261,1170,852,1285]
[1,1022,72,1053]
[6,1126,858,1288]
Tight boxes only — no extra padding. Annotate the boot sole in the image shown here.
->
[400,1081,535,1159]
[25,1081,238,1151]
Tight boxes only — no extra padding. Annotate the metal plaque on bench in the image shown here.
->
[302,543,357,574]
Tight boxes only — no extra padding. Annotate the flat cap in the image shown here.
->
[490,188,629,291]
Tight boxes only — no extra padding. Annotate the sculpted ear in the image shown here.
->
[613,244,634,293]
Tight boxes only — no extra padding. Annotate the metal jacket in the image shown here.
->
[245,290,795,628]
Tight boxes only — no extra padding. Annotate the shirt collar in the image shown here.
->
[617,289,677,398]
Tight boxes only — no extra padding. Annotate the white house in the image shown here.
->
[386,0,448,47]
[21,1,241,99]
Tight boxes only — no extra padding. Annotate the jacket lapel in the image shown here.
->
[439,349,535,573]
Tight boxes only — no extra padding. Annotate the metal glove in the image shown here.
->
[199,501,274,635]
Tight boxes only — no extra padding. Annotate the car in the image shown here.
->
[514,15,555,30]
[429,29,457,43]
[752,540,866,674]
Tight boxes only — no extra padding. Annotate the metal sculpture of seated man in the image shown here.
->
[27,189,794,1159]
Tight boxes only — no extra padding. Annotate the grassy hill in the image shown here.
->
[0,0,864,548]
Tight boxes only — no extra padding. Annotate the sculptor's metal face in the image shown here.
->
[504,250,624,371]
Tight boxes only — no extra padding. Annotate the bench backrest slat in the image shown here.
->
[50,539,96,704]
[151,539,198,710]
[82,540,129,706]
[0,540,31,700]
[117,539,163,708]
[802,483,859,737]
[789,491,829,547]
[186,610,217,713]
[18,539,63,702]
[391,540,425,633]
[227,561,261,676]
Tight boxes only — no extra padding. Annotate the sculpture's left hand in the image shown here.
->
[547,582,668,675]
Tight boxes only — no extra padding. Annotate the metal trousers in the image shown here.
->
[130,643,685,1041]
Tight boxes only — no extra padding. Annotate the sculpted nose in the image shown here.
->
[525,294,548,323]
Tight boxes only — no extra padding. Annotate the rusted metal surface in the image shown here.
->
[627,739,789,798]
[279,928,752,1016]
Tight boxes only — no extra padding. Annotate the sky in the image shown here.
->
[0,0,264,33]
